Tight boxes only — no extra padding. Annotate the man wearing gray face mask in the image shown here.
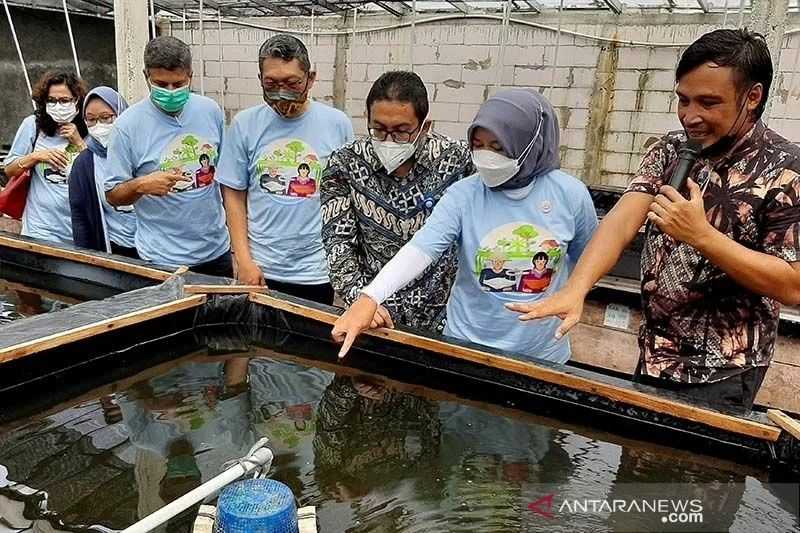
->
[217,34,354,304]
[321,71,474,332]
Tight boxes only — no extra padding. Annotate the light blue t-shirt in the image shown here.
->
[4,115,84,244]
[216,102,354,284]
[105,94,230,266]
[93,154,136,249]
[410,171,599,363]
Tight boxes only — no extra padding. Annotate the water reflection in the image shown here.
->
[0,354,797,533]
[0,284,70,324]
[115,359,257,531]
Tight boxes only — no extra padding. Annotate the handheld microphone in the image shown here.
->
[643,139,703,241]
[667,140,703,195]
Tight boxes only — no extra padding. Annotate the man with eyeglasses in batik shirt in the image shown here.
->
[321,71,474,331]
[217,34,353,304]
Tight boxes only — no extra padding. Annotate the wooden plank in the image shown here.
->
[572,320,800,414]
[594,275,800,325]
[248,292,781,442]
[184,284,269,294]
[754,363,800,414]
[0,295,206,364]
[0,234,170,281]
[571,322,639,373]
[767,409,800,441]
[581,298,800,367]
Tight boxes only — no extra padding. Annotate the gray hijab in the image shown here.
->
[468,88,560,189]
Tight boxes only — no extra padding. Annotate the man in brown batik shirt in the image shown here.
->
[507,29,800,413]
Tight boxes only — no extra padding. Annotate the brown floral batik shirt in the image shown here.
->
[626,121,800,384]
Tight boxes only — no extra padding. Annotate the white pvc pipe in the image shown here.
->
[722,0,730,28]
[548,0,564,93]
[310,6,315,69]
[2,0,34,109]
[496,0,511,87]
[120,447,274,533]
[737,0,746,27]
[410,0,416,71]
[217,9,225,113]
[199,0,205,96]
[175,12,711,48]
[62,0,81,77]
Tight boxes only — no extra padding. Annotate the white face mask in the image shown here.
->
[472,106,544,189]
[46,102,78,124]
[472,149,524,188]
[371,117,428,175]
[88,121,114,148]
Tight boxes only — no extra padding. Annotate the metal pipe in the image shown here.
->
[149,0,156,37]
[2,0,34,108]
[62,0,81,77]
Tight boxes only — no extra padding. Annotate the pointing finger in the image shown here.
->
[338,329,358,359]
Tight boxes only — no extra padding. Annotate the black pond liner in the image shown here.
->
[1,232,798,483]
[1,288,798,482]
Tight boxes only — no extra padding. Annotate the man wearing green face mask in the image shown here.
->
[105,36,232,276]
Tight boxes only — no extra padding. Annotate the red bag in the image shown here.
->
[0,169,33,220]
[0,129,39,220]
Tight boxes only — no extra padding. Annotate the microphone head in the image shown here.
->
[679,139,703,157]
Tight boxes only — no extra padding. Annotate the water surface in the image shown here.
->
[0,350,797,533]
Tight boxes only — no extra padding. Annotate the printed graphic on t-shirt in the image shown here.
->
[159,134,218,192]
[255,139,322,198]
[37,142,82,184]
[474,222,563,294]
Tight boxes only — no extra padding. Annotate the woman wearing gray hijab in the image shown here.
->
[332,89,598,362]
[68,86,137,256]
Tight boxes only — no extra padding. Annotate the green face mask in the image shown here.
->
[150,85,191,114]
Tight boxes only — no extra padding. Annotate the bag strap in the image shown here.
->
[31,126,40,153]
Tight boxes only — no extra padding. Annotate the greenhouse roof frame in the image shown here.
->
[8,0,800,20]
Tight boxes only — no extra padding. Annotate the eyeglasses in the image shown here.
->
[46,97,75,105]
[262,76,309,93]
[85,115,115,127]
[368,123,423,144]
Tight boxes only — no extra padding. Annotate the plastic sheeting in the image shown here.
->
[0,276,186,352]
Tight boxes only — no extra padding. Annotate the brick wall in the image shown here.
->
[172,12,800,187]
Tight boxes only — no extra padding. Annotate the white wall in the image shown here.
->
[173,11,800,187]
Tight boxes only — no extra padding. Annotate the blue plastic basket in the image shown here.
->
[215,479,298,533]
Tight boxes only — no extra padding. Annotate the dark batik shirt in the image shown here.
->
[320,132,474,331]
[626,122,800,384]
